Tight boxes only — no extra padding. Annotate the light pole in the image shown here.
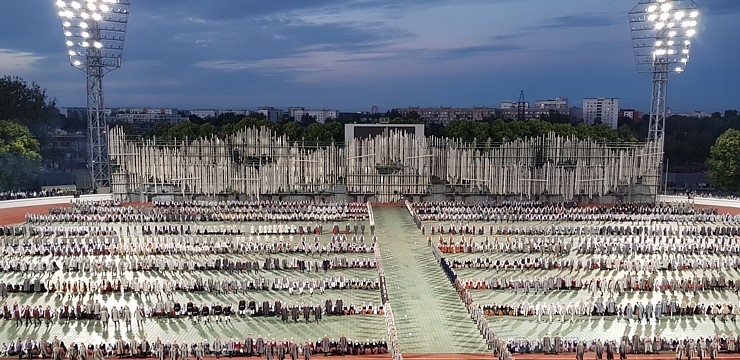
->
[54,0,130,190]
[630,0,699,193]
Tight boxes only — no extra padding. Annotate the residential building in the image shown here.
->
[394,107,497,125]
[583,98,620,129]
[619,109,642,122]
[257,107,285,123]
[289,108,339,124]
[59,107,113,119]
[114,108,187,124]
[188,109,251,119]
[189,109,218,119]
[500,101,529,110]
[218,109,250,116]
[534,97,569,113]
[674,111,712,118]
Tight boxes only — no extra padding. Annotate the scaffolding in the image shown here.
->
[109,127,657,202]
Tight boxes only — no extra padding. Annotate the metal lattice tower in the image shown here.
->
[630,0,700,188]
[517,90,526,121]
[54,0,130,190]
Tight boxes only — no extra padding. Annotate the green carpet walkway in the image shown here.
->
[373,206,489,354]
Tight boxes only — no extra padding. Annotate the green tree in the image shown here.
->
[707,128,740,191]
[166,120,200,140]
[0,76,57,135]
[301,114,317,126]
[0,121,42,190]
[150,122,173,139]
[303,123,325,142]
[281,121,304,142]
[322,121,344,143]
[199,123,216,138]
[445,120,476,141]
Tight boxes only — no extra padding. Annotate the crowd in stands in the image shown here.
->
[689,193,740,201]
[0,189,76,201]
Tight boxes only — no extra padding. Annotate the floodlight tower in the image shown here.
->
[54,0,130,190]
[629,0,699,189]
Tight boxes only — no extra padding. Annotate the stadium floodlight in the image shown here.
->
[629,0,699,191]
[54,0,130,190]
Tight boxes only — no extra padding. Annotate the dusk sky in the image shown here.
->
[0,0,737,113]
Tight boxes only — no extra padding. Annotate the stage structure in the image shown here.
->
[54,0,131,190]
[630,0,700,190]
[109,126,657,203]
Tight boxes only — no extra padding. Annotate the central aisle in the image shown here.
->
[373,206,490,354]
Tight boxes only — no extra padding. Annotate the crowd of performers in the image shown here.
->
[1,297,384,328]
[412,200,739,223]
[498,334,732,359]
[0,199,389,359]
[421,200,740,360]
[458,273,740,294]
[1,334,388,360]
[433,233,740,256]
[424,222,740,237]
[0,256,376,276]
[0,273,381,298]
[27,200,371,223]
[0,255,378,274]
[24,223,368,237]
[445,255,740,272]
[0,234,377,257]
[480,298,740,322]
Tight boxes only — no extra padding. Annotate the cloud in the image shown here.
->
[424,43,522,60]
[535,13,621,30]
[138,0,491,22]
[0,49,44,73]
[705,0,740,16]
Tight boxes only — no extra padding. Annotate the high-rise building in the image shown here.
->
[583,98,619,129]
[371,105,379,115]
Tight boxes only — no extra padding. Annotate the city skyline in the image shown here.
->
[0,0,738,113]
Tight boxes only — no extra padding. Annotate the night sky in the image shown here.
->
[0,0,737,113]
